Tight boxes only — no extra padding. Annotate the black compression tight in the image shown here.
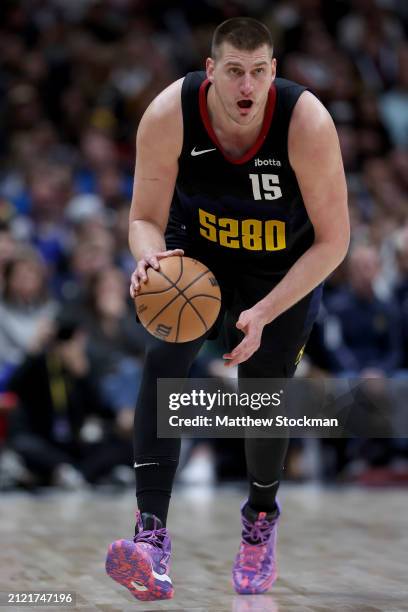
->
[133,330,207,525]
[238,359,289,514]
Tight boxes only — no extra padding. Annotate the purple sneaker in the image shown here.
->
[105,511,174,601]
[232,502,280,595]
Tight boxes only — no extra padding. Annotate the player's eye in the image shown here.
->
[254,67,265,74]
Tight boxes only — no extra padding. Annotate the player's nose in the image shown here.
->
[240,74,254,96]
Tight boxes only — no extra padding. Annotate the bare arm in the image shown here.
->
[224,92,350,366]
[129,78,184,294]
[255,91,350,322]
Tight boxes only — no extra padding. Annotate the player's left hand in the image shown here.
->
[223,308,267,367]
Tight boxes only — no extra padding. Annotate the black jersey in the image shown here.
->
[166,71,314,278]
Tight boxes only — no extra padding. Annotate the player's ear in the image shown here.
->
[206,57,215,83]
[271,58,277,81]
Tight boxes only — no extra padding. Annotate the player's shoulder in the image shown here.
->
[137,78,184,153]
[290,87,334,134]
[287,83,340,166]
[141,77,184,125]
[141,71,205,125]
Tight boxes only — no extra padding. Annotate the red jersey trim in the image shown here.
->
[198,79,277,165]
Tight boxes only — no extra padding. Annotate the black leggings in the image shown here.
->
[134,277,322,523]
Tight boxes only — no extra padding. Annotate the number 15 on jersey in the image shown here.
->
[249,174,282,200]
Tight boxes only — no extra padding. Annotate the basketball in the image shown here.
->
[134,256,221,342]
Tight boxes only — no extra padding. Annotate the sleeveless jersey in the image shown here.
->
[166,71,314,278]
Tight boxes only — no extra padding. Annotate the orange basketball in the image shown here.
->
[134,256,222,342]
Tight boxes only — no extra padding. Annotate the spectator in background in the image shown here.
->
[394,225,408,307]
[321,242,406,480]
[75,129,120,196]
[0,220,19,292]
[360,157,405,256]
[6,314,132,488]
[28,162,73,274]
[0,247,56,389]
[390,148,408,194]
[347,8,401,93]
[355,93,391,161]
[83,266,145,433]
[113,202,137,278]
[283,19,340,100]
[380,43,408,149]
[394,226,408,368]
[324,244,402,376]
[58,214,115,303]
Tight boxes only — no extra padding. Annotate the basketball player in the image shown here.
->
[106,18,349,600]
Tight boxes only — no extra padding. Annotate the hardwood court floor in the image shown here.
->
[0,484,407,611]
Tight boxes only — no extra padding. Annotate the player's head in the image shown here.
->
[211,17,274,60]
[206,18,276,126]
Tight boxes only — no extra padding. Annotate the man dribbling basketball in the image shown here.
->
[106,17,349,600]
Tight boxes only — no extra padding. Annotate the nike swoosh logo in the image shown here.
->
[191,146,217,156]
[133,462,159,468]
[252,480,279,489]
[152,568,172,583]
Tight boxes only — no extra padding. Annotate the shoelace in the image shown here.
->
[133,528,170,567]
[239,515,276,572]
[241,514,276,546]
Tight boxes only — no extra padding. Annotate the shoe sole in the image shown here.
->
[106,539,174,601]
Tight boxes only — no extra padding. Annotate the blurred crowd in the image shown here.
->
[0,0,408,491]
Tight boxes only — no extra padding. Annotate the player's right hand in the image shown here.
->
[130,248,184,297]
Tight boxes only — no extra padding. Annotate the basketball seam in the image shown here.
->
[136,287,179,297]
[157,259,210,295]
[175,297,208,342]
[137,256,184,297]
[187,294,221,302]
[156,255,184,292]
[146,293,184,330]
[145,268,215,329]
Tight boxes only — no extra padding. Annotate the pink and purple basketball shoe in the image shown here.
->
[106,511,173,601]
[232,502,280,595]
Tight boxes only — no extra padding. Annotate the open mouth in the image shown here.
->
[237,100,253,109]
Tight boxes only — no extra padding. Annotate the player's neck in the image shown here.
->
[207,86,265,157]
